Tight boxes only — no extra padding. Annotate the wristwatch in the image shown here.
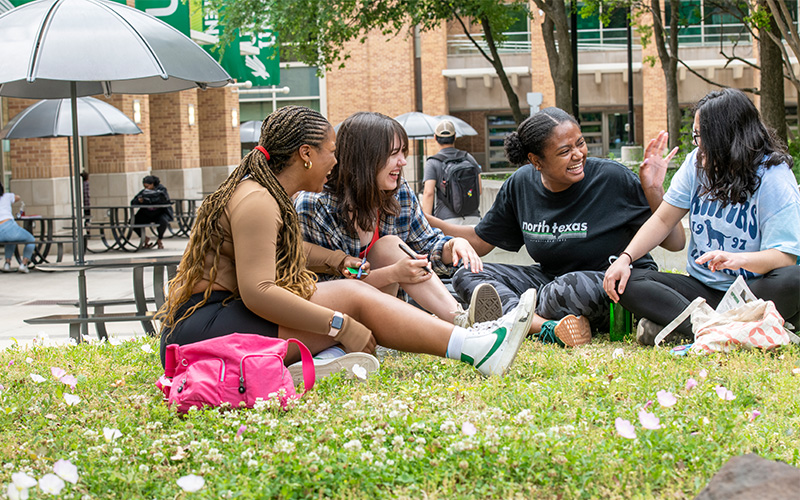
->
[328,311,345,337]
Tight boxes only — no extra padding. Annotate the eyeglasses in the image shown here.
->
[692,130,701,146]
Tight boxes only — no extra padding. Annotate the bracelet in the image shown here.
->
[621,251,634,263]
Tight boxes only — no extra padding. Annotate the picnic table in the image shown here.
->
[26,255,181,342]
[84,205,167,253]
[167,198,201,237]
[3,215,76,264]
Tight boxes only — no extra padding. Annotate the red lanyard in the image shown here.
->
[358,212,380,259]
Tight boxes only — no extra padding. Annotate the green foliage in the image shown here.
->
[786,140,800,183]
[1,338,798,499]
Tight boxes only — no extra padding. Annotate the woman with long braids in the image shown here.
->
[604,89,800,343]
[432,107,685,346]
[295,111,501,329]
[158,106,536,381]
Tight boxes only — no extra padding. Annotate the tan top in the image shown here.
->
[195,180,348,335]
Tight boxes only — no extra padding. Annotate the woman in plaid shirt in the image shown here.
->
[295,112,501,328]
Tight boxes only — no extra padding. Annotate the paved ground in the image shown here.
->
[0,230,688,349]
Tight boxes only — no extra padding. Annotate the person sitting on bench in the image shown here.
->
[131,175,173,249]
[0,181,34,274]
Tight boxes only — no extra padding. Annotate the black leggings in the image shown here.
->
[159,291,279,367]
[618,266,800,335]
[134,209,171,239]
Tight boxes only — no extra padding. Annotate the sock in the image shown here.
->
[445,326,469,359]
[315,345,346,360]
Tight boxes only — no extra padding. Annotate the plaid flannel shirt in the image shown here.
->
[295,179,454,281]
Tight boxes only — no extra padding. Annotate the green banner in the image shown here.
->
[134,0,191,35]
[199,0,279,86]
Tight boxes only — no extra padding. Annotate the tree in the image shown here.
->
[211,0,533,124]
[530,0,575,112]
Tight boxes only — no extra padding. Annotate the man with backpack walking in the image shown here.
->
[421,119,483,225]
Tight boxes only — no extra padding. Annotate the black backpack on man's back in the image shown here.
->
[430,150,480,216]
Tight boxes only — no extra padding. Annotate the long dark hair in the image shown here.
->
[159,106,330,334]
[0,181,4,197]
[327,111,408,234]
[504,107,579,166]
[694,88,792,206]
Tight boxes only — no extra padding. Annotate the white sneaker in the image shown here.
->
[1,262,10,273]
[461,288,536,377]
[288,352,380,386]
[17,263,29,274]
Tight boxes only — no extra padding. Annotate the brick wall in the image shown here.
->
[638,10,668,144]
[87,95,151,174]
[7,98,71,179]
[149,90,200,170]
[198,87,240,167]
[326,27,416,125]
[529,2,556,109]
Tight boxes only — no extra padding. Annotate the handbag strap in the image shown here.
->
[287,338,315,394]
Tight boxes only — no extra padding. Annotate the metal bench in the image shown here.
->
[25,311,157,342]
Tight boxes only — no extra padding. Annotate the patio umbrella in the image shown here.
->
[394,111,439,139]
[0,0,232,266]
[239,120,262,143]
[0,97,142,139]
[433,115,479,137]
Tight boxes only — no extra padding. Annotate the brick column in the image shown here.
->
[198,87,241,194]
[85,95,151,207]
[638,9,668,145]
[530,2,556,109]
[149,89,201,198]
[6,98,71,217]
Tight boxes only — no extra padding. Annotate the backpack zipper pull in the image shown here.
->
[176,378,186,393]
[238,376,246,394]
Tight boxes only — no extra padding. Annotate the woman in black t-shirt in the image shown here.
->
[431,107,685,346]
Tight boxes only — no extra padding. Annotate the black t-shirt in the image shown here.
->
[476,157,657,276]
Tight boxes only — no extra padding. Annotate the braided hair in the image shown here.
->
[158,106,332,334]
[504,107,578,166]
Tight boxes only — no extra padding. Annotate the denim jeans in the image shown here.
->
[0,219,35,261]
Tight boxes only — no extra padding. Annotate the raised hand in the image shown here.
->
[639,130,678,193]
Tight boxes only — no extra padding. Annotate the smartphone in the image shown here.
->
[398,242,432,274]
[345,266,369,277]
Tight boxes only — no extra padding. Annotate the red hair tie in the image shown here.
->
[254,146,270,160]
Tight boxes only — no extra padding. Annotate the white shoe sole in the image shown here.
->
[289,352,380,386]
[488,288,536,376]
[468,283,503,325]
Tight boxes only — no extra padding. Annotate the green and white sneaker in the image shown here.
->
[461,288,536,377]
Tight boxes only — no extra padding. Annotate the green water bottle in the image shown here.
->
[609,302,632,341]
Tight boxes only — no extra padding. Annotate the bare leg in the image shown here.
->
[279,279,452,363]
[367,235,461,322]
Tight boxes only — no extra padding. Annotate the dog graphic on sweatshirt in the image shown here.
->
[704,220,731,250]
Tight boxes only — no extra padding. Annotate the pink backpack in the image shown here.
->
[157,333,315,413]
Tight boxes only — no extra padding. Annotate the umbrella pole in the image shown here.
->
[67,137,77,261]
[70,83,88,341]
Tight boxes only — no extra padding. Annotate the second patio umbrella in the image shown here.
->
[239,120,262,143]
[0,97,143,139]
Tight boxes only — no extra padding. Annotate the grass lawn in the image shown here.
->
[1,336,798,499]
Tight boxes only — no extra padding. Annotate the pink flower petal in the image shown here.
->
[236,425,247,439]
[749,410,761,422]
[685,378,698,390]
[657,390,677,407]
[615,417,636,439]
[461,422,477,436]
[638,409,662,430]
[60,375,78,389]
[698,369,708,379]
[50,367,66,379]
[714,385,736,401]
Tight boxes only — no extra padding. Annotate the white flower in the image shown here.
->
[30,374,45,383]
[615,418,636,439]
[343,439,362,452]
[63,393,81,406]
[715,385,736,401]
[612,348,624,359]
[461,422,477,436]
[140,344,154,354]
[638,409,662,430]
[53,459,78,484]
[50,367,66,379]
[176,474,205,493]
[8,472,37,500]
[138,465,150,473]
[60,375,78,389]
[351,364,367,381]
[38,474,65,495]
[103,427,122,442]
[24,357,33,364]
